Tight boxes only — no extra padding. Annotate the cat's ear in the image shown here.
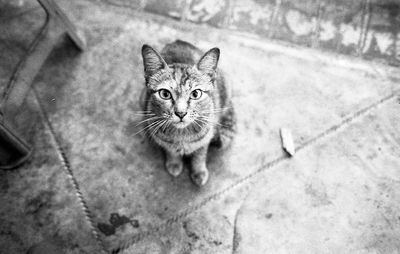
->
[141,44,168,79]
[197,48,220,76]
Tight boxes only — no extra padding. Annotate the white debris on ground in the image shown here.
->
[280,127,295,156]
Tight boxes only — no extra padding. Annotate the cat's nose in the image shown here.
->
[175,111,187,119]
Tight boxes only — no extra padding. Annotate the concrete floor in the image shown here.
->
[1,0,400,253]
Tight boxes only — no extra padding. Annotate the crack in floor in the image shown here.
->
[232,190,251,254]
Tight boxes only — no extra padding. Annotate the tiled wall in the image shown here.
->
[7,0,400,65]
[107,0,400,66]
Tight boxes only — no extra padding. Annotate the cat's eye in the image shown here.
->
[158,89,172,100]
[190,89,203,100]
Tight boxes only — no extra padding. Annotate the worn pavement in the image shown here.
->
[1,0,400,253]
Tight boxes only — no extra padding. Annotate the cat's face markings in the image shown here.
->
[147,70,214,129]
[141,45,219,130]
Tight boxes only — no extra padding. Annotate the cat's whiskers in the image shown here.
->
[133,116,162,127]
[202,106,231,114]
[193,119,203,132]
[195,118,211,127]
[132,112,154,115]
[129,113,156,124]
[131,109,154,113]
[150,119,168,137]
[137,112,171,137]
[132,118,163,137]
[130,110,156,117]
[198,115,228,128]
[162,120,172,133]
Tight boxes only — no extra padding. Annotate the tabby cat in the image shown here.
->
[140,40,235,186]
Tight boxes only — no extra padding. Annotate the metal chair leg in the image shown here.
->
[0,0,85,169]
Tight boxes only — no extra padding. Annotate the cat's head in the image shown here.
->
[141,44,220,130]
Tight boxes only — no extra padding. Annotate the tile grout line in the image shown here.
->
[32,89,109,254]
[114,90,400,253]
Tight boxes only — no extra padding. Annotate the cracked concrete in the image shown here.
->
[231,190,250,254]
[1,0,400,253]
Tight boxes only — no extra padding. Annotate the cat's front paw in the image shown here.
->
[190,168,209,186]
[166,160,183,177]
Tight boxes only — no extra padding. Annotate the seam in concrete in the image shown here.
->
[232,190,251,254]
[362,0,372,55]
[268,0,282,38]
[33,89,109,254]
[358,0,371,56]
[296,90,399,152]
[357,0,366,55]
[114,90,400,253]
[361,0,372,54]
[311,0,323,49]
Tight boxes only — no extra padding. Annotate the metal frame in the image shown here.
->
[0,0,85,169]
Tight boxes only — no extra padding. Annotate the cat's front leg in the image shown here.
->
[210,106,236,150]
[164,150,183,177]
[190,146,209,186]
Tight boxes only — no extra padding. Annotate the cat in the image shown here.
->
[139,40,235,186]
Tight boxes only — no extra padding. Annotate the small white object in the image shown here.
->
[280,127,295,156]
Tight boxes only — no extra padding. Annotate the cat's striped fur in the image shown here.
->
[140,40,235,186]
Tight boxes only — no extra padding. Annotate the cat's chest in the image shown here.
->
[153,128,214,155]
